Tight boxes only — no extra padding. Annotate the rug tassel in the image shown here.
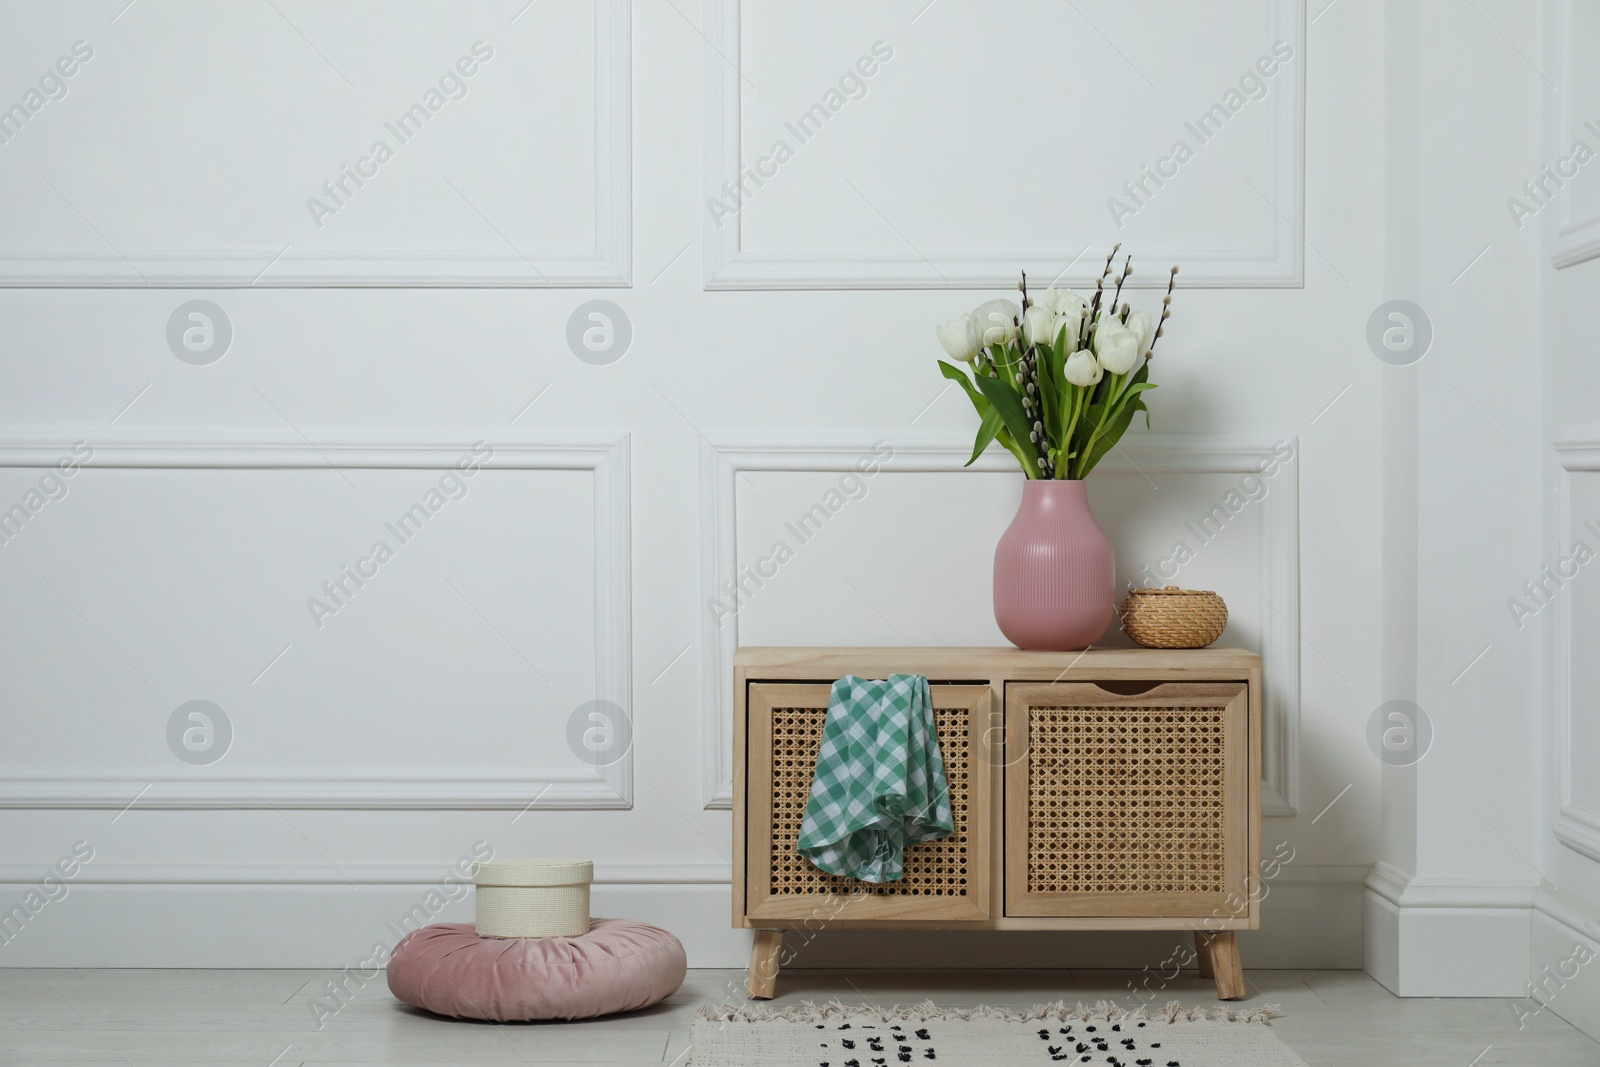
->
[694,998,1279,1025]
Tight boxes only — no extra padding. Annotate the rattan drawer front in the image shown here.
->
[1005,682,1249,918]
[744,682,991,922]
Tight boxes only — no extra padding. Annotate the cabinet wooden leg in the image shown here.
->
[1193,932,1215,978]
[1202,931,1246,1000]
[746,929,784,1000]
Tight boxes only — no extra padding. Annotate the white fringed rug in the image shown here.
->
[690,1000,1309,1067]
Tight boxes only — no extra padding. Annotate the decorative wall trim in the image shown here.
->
[1531,887,1600,1043]
[698,434,1301,815]
[0,862,731,885]
[1549,1,1600,270]
[0,430,633,810]
[0,777,628,811]
[1271,864,1372,888]
[0,861,1359,888]
[1535,883,1600,943]
[1553,431,1600,858]
[589,0,635,287]
[0,1,631,288]
[702,0,1304,289]
[1364,861,1541,910]
[1363,859,1408,908]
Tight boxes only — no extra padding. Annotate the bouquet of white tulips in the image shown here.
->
[936,247,1176,480]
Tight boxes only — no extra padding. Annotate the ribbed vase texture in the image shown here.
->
[993,480,1115,651]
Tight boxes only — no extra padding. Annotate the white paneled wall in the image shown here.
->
[708,0,1302,287]
[1537,0,1600,1039]
[1548,0,1600,268]
[0,1,630,285]
[1553,456,1600,859]
[0,434,632,810]
[0,0,1568,989]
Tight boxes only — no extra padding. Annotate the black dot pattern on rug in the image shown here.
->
[813,1019,1183,1066]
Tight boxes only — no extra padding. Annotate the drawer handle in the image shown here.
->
[1090,681,1163,696]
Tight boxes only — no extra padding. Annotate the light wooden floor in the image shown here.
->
[1,967,1595,1066]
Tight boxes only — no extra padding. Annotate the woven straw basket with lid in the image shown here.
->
[1120,586,1228,649]
[473,858,592,938]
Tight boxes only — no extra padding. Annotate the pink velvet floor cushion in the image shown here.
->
[387,919,687,1022]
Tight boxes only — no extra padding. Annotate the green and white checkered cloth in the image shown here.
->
[796,674,953,882]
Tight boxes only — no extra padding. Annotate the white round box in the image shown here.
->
[473,858,593,939]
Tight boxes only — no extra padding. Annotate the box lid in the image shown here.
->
[473,858,593,887]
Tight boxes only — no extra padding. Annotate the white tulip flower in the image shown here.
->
[1052,307,1085,350]
[1093,318,1140,375]
[1035,287,1087,318]
[1064,349,1103,387]
[936,313,982,362]
[973,298,1021,347]
[1022,304,1055,347]
[1126,309,1157,360]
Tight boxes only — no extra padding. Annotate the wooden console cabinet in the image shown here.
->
[732,647,1262,1001]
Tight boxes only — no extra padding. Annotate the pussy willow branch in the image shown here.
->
[1108,255,1131,321]
[1146,265,1179,360]
[1084,244,1120,348]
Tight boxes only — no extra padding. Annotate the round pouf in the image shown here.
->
[387,919,686,1022]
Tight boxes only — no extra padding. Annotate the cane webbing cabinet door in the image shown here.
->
[743,682,992,922]
[1004,682,1249,918]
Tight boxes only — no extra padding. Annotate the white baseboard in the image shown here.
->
[0,868,1367,971]
[1363,861,1539,997]
[1527,886,1600,1041]
[1362,881,1402,993]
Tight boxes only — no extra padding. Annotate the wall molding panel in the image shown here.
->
[0,0,632,288]
[698,434,1301,815]
[1549,0,1600,270]
[703,0,1304,290]
[1553,430,1600,859]
[0,862,730,886]
[0,431,634,810]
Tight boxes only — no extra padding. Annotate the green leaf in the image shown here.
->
[938,360,989,419]
[1118,381,1158,405]
[940,360,1015,470]
[994,427,1034,473]
[1080,393,1110,433]
[1036,343,1065,451]
[1079,391,1154,477]
[1029,344,1050,437]
[992,341,1024,389]
[1068,361,1155,478]
[975,374,1041,478]
[966,406,1005,466]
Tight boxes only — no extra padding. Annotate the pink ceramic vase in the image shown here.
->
[993,479,1115,651]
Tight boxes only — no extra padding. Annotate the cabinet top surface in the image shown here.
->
[735,646,1260,672]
